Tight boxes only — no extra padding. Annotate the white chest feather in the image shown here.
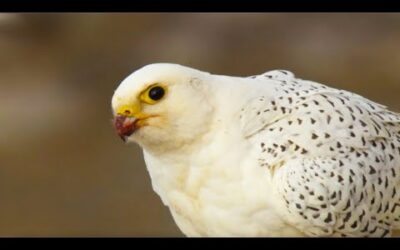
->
[142,129,303,237]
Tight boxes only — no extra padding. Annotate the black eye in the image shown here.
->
[148,86,165,101]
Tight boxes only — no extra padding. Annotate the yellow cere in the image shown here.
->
[116,103,142,117]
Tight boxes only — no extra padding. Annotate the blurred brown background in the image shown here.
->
[1,13,400,237]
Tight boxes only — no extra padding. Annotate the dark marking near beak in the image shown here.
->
[114,115,138,142]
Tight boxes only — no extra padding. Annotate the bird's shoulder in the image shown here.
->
[239,70,400,140]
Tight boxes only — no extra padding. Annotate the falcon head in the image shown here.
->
[111,63,214,152]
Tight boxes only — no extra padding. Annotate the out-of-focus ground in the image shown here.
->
[1,13,400,236]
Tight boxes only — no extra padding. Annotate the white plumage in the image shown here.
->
[111,63,400,237]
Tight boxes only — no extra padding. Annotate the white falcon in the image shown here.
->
[111,63,400,237]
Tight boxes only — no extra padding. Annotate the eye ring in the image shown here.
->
[148,86,165,101]
[139,84,167,104]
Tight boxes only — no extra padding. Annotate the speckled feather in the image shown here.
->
[242,70,400,237]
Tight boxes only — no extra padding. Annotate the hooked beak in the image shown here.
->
[113,114,139,142]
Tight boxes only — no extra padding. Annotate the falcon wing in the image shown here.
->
[240,71,400,237]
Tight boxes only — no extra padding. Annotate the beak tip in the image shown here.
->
[114,114,137,142]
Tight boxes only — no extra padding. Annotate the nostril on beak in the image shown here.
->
[124,110,131,115]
